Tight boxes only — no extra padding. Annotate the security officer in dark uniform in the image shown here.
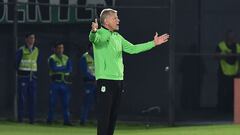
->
[46,42,72,125]
[216,30,240,113]
[79,45,96,125]
[16,33,39,124]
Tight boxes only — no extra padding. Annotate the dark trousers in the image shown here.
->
[96,79,123,135]
[17,77,37,123]
[47,82,70,124]
[217,72,234,113]
[80,82,96,124]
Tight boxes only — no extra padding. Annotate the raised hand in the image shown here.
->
[153,32,170,46]
[91,18,99,32]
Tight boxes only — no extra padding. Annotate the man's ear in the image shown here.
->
[104,18,108,25]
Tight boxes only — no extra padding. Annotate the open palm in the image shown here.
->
[154,32,170,46]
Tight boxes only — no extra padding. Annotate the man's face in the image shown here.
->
[105,13,120,31]
[25,34,35,48]
[55,44,64,55]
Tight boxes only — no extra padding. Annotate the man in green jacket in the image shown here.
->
[89,8,169,135]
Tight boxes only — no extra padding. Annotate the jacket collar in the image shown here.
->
[24,45,35,52]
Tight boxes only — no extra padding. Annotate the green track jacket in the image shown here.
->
[89,27,155,80]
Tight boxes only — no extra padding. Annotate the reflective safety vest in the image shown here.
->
[48,54,71,84]
[218,41,240,76]
[83,52,95,76]
[19,46,39,71]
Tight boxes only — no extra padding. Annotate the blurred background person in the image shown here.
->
[79,44,96,125]
[46,42,73,125]
[215,30,240,113]
[16,33,39,124]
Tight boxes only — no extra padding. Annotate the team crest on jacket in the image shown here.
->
[101,86,106,92]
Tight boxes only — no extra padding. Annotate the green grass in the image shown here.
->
[0,121,240,135]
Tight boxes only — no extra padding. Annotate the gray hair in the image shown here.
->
[100,8,117,25]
